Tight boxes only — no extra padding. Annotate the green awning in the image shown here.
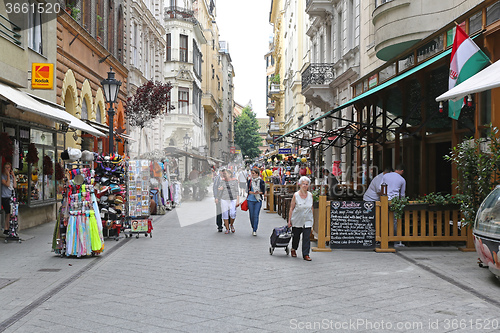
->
[277,47,452,142]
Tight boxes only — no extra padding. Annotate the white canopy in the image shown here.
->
[436,59,499,102]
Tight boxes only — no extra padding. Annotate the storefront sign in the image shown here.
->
[330,201,376,249]
[368,74,378,89]
[230,146,236,153]
[130,219,149,232]
[279,148,292,154]
[31,63,54,89]
[235,149,241,154]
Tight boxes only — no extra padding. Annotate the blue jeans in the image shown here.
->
[248,200,262,232]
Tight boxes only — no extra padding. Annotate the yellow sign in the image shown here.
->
[235,150,241,154]
[31,63,54,89]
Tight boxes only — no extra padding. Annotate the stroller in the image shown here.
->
[269,225,292,255]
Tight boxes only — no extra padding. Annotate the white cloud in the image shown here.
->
[216,0,273,118]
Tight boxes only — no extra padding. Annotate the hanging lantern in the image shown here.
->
[467,94,473,107]
[438,102,443,113]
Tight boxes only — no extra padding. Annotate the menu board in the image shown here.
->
[127,160,150,217]
[330,201,376,249]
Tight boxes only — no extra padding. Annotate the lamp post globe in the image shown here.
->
[100,67,122,155]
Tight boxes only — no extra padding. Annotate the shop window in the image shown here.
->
[487,2,500,26]
[480,90,492,126]
[417,35,444,63]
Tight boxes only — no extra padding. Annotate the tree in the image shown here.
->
[125,80,173,156]
[234,105,262,159]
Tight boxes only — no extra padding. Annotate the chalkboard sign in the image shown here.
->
[330,201,376,249]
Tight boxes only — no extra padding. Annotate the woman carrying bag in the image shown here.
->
[247,168,265,236]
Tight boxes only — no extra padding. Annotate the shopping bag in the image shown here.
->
[241,199,248,211]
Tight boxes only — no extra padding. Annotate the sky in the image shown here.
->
[215,0,273,119]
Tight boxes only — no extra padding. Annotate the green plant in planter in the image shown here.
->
[270,74,280,84]
[445,124,500,226]
[389,196,409,219]
[311,188,320,203]
[66,4,80,19]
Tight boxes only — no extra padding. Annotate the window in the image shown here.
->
[180,34,188,62]
[133,23,138,66]
[193,40,202,79]
[193,85,201,118]
[81,98,88,120]
[117,6,124,62]
[96,104,102,123]
[271,55,274,66]
[28,0,43,54]
[178,89,189,114]
[82,0,91,31]
[166,33,172,61]
[211,65,214,79]
[97,0,105,43]
[166,91,171,113]
[145,39,149,78]
[107,0,115,53]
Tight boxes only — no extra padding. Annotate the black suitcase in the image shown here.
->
[269,225,291,255]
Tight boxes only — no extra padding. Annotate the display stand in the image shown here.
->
[4,192,20,243]
[52,162,104,257]
[124,160,152,238]
[94,154,126,241]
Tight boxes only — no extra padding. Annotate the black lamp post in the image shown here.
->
[101,67,122,155]
[183,133,191,180]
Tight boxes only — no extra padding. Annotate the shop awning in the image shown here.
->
[277,47,453,144]
[0,82,68,123]
[436,59,500,102]
[164,147,212,162]
[28,94,106,137]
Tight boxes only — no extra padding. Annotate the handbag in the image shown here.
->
[241,199,248,211]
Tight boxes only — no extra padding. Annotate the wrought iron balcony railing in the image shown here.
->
[165,6,198,24]
[0,14,21,45]
[301,63,335,90]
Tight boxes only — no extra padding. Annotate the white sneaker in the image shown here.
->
[252,231,256,236]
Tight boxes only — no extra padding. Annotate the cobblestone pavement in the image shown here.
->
[1,195,500,333]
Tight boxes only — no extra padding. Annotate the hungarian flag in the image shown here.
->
[448,24,490,120]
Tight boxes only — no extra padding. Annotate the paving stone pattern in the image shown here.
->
[1,196,500,332]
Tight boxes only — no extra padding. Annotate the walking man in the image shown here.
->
[213,169,223,232]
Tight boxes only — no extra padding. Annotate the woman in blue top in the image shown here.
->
[247,168,265,236]
[2,162,16,235]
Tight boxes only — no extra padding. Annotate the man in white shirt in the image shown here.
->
[381,164,406,200]
[380,164,406,246]
[363,167,393,201]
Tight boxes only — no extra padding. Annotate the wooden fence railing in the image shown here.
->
[311,195,475,252]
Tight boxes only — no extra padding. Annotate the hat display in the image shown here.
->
[115,196,124,204]
[81,150,94,162]
[68,148,82,162]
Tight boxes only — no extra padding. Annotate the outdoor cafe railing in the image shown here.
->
[312,194,475,252]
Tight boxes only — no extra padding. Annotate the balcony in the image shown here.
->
[202,93,222,122]
[373,0,464,61]
[268,122,284,135]
[301,63,336,110]
[305,0,334,17]
[266,100,276,117]
[164,6,199,25]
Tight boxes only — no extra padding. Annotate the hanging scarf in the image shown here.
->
[251,177,263,202]
[89,210,103,252]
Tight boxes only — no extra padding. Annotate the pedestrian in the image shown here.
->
[247,168,265,236]
[213,169,223,232]
[218,169,240,234]
[287,176,313,261]
[363,166,393,202]
[237,168,248,197]
[2,162,16,235]
[381,163,406,247]
[188,166,200,199]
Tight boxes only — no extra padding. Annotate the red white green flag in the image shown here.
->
[448,25,489,120]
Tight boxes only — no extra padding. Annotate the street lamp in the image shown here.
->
[183,133,191,180]
[101,67,122,154]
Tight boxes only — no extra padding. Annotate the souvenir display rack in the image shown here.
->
[52,162,104,257]
[124,159,152,238]
[94,154,126,241]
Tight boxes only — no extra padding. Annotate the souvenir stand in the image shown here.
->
[52,154,104,257]
[124,160,152,238]
[161,158,175,210]
[94,154,126,241]
[150,160,165,215]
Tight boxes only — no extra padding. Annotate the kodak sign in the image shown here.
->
[31,63,54,89]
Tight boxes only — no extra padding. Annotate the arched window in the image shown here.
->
[81,98,88,120]
[117,5,124,62]
[107,0,115,53]
[96,104,102,123]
